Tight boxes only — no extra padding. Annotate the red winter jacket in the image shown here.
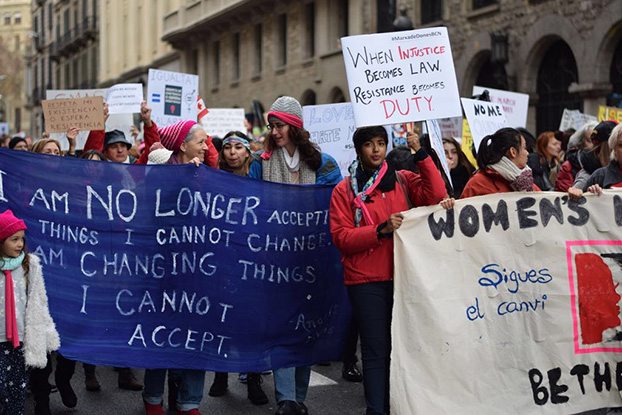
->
[554,160,575,192]
[461,169,540,199]
[329,157,446,286]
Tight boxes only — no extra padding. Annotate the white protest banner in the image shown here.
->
[341,27,462,127]
[426,119,452,187]
[303,103,357,178]
[0,123,8,135]
[393,191,622,414]
[106,83,143,114]
[147,69,199,127]
[200,108,245,138]
[46,89,134,150]
[461,97,508,152]
[438,116,463,142]
[472,86,529,128]
[559,109,598,131]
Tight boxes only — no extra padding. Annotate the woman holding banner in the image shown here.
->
[461,128,538,198]
[329,126,448,415]
[249,96,342,415]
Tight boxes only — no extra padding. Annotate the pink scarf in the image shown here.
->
[351,162,388,226]
[3,270,19,347]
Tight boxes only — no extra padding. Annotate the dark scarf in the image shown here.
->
[356,161,398,196]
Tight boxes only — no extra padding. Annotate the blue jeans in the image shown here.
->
[143,368,205,411]
[348,281,393,415]
[273,366,311,403]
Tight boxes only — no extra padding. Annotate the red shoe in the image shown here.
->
[176,409,201,415]
[143,400,164,415]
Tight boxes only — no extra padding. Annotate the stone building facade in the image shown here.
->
[162,0,622,134]
[0,0,31,134]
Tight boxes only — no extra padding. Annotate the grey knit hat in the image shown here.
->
[267,96,303,128]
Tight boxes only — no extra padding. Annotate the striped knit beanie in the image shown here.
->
[158,120,197,153]
[267,96,303,129]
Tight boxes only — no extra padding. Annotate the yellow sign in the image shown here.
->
[597,106,622,123]
[461,118,478,168]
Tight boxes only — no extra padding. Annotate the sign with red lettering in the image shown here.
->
[341,27,462,127]
[472,86,529,128]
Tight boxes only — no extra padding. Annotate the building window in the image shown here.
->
[48,3,53,30]
[252,24,263,75]
[421,1,442,24]
[232,32,240,81]
[473,0,498,9]
[328,0,348,50]
[276,14,287,68]
[4,14,11,25]
[303,2,315,59]
[212,40,221,87]
[14,14,21,25]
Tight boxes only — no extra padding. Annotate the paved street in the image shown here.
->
[25,360,367,415]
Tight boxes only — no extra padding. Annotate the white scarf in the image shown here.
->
[282,148,300,173]
[489,156,534,192]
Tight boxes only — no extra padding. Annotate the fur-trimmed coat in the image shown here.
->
[22,254,60,368]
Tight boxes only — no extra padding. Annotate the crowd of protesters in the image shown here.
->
[1,92,620,415]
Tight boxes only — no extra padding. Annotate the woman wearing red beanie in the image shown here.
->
[159,120,219,168]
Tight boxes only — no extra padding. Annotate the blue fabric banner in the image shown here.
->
[0,149,350,372]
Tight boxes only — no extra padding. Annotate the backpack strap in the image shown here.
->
[396,170,413,209]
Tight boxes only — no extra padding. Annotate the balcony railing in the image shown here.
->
[50,17,98,60]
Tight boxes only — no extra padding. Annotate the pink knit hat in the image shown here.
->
[0,210,27,241]
[158,120,197,153]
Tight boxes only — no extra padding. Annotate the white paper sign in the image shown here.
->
[341,27,462,127]
[200,108,246,138]
[559,109,598,131]
[106,84,143,114]
[393,191,622,414]
[426,119,452,187]
[472,86,529,128]
[461,98,509,152]
[147,69,199,127]
[438,116,463,142]
[46,89,134,150]
[0,123,8,135]
[304,103,357,178]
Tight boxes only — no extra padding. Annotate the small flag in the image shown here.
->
[197,96,209,121]
[151,93,161,103]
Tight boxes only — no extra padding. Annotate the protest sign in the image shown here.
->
[200,108,246,138]
[461,118,478,168]
[393,191,622,414]
[0,122,8,135]
[461,98,508,151]
[426,119,452,187]
[341,27,462,127]
[0,150,350,372]
[439,117,463,142]
[148,69,199,128]
[472,86,529,128]
[46,89,135,150]
[303,103,357,178]
[41,96,105,133]
[598,106,622,123]
[559,109,597,131]
[106,83,144,114]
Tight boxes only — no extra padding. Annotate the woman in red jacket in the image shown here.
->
[329,126,448,415]
[461,128,538,198]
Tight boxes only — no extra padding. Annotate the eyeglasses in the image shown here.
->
[267,122,287,131]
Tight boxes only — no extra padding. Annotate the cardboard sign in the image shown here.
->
[303,103,357,178]
[393,191,622,414]
[559,109,598,131]
[472,86,529,128]
[199,108,246,138]
[461,98,508,152]
[426,119,452,187]
[147,69,199,127]
[106,83,144,114]
[46,89,135,150]
[598,106,622,123]
[41,96,105,133]
[341,27,462,127]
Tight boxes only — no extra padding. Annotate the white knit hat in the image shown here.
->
[148,148,173,165]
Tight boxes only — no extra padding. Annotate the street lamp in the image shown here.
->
[393,9,414,31]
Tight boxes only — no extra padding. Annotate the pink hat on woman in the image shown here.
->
[0,210,27,241]
[158,120,197,153]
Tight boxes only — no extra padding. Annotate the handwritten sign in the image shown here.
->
[461,98,508,152]
[598,106,622,123]
[426,119,452,187]
[559,108,597,131]
[393,191,622,414]
[42,96,105,134]
[200,108,246,138]
[341,27,462,127]
[46,89,134,150]
[303,103,357,178]
[106,84,144,114]
[147,69,199,128]
[461,118,478,168]
[472,86,529,128]
[0,149,350,371]
[438,117,463,142]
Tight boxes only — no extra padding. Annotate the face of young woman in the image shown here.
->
[181,129,208,162]
[88,154,102,161]
[269,121,291,148]
[223,142,249,168]
[359,136,387,170]
[1,230,25,258]
[507,136,529,170]
[545,136,562,159]
[41,142,61,155]
[443,142,459,170]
